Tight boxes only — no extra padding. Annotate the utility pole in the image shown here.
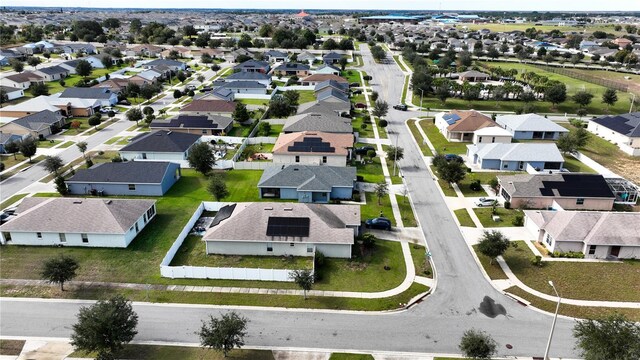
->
[543,281,561,360]
[420,89,424,110]
[393,132,399,177]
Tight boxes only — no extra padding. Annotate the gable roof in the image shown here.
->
[283,112,352,133]
[498,173,615,199]
[275,62,310,72]
[259,164,356,191]
[226,72,271,81]
[233,59,269,70]
[298,100,351,115]
[10,110,63,131]
[150,115,233,130]
[265,50,288,58]
[67,161,175,184]
[180,100,236,113]
[0,95,64,113]
[219,81,266,90]
[591,112,640,137]
[323,52,344,60]
[0,197,155,235]
[120,130,200,153]
[60,87,115,100]
[470,143,564,162]
[145,59,185,67]
[302,74,348,84]
[496,114,570,133]
[36,65,69,76]
[4,71,43,83]
[444,110,496,132]
[316,88,350,103]
[314,79,348,93]
[273,131,353,155]
[202,202,359,244]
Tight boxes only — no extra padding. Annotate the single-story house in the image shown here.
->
[467,143,564,172]
[273,63,311,77]
[323,52,345,64]
[457,70,490,82]
[67,161,181,196]
[0,110,66,139]
[0,86,25,101]
[119,130,201,163]
[587,112,640,156]
[131,69,163,84]
[179,99,236,117]
[297,51,317,64]
[298,100,351,116]
[301,74,348,87]
[498,173,616,210]
[33,65,70,82]
[144,58,187,72]
[202,202,360,258]
[233,59,270,73]
[0,96,69,118]
[435,110,497,142]
[126,44,163,57]
[58,87,118,108]
[313,64,340,76]
[316,88,350,104]
[2,72,44,89]
[92,78,130,93]
[218,81,267,95]
[196,88,235,102]
[225,48,253,63]
[525,210,640,259]
[496,114,569,140]
[264,50,289,63]
[314,79,348,94]
[225,71,271,86]
[0,197,156,248]
[473,126,513,144]
[150,115,233,135]
[59,43,96,55]
[273,131,354,167]
[283,112,352,134]
[258,164,356,203]
[0,133,23,154]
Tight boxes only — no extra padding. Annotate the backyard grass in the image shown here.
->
[419,120,470,155]
[473,207,524,228]
[0,193,29,210]
[267,124,283,137]
[219,170,262,202]
[407,119,433,156]
[361,192,395,226]
[355,157,384,184]
[238,98,269,106]
[472,245,508,280]
[396,194,417,227]
[430,166,458,197]
[410,244,432,278]
[297,90,316,104]
[562,155,597,173]
[454,208,476,227]
[237,143,274,161]
[227,123,254,137]
[503,241,640,302]
[0,282,429,311]
[329,354,374,360]
[71,346,274,360]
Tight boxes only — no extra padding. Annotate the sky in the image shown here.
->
[4,0,640,12]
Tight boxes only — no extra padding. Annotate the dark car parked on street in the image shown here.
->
[365,217,392,231]
[393,104,408,111]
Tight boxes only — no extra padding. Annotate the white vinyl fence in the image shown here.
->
[233,161,272,170]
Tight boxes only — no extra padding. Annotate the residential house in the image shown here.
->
[497,173,615,210]
[58,59,81,74]
[202,202,360,258]
[218,81,267,95]
[33,65,70,82]
[301,74,348,86]
[67,161,181,196]
[525,210,640,259]
[273,63,311,77]
[496,114,569,140]
[322,52,345,64]
[587,112,640,156]
[179,99,236,117]
[196,88,235,102]
[0,86,25,101]
[316,88,350,104]
[144,59,187,72]
[225,71,271,86]
[467,143,564,172]
[87,53,118,67]
[58,88,118,108]
[0,197,156,248]
[272,131,354,167]
[59,43,96,55]
[126,44,164,57]
[613,38,633,49]
[160,46,191,59]
[131,69,163,84]
[0,133,23,154]
[258,164,356,203]
[0,110,66,139]
[2,72,44,89]
[150,115,233,135]
[297,51,317,64]
[283,113,352,134]
[312,64,340,76]
[0,96,69,118]
[314,79,348,95]
[472,126,513,144]
[92,78,130,94]
[434,110,497,142]
[233,59,270,73]
[225,48,253,63]
[119,130,201,164]
[298,100,351,116]
[264,50,289,63]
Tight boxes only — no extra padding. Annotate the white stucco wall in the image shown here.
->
[206,240,352,258]
[272,154,347,167]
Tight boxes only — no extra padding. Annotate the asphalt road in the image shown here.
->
[0,48,580,358]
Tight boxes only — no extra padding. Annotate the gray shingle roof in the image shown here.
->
[314,80,348,93]
[120,130,200,153]
[60,87,114,100]
[283,113,352,133]
[67,161,175,184]
[226,72,271,81]
[36,65,69,76]
[233,59,269,70]
[275,62,310,72]
[316,88,349,103]
[298,100,351,115]
[11,110,63,131]
[219,81,266,89]
[150,115,233,130]
[259,164,356,191]
[0,197,155,235]
[470,143,564,162]
[145,59,185,67]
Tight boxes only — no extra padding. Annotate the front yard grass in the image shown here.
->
[71,346,274,360]
[341,70,363,86]
[330,354,374,360]
[1,155,45,182]
[504,241,640,302]
[407,119,433,156]
[410,244,432,278]
[57,141,74,148]
[473,207,524,228]
[36,139,62,148]
[472,245,508,279]
[361,192,395,226]
[430,166,458,197]
[396,194,417,227]
[353,116,375,139]
[0,193,29,210]
[419,120,470,155]
[354,157,385,184]
[458,172,514,197]
[454,208,476,227]
[1,154,29,169]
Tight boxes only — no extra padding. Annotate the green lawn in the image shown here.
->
[355,157,384,184]
[351,93,366,105]
[361,192,395,226]
[58,141,74,148]
[392,55,408,72]
[238,143,274,161]
[40,156,85,183]
[562,155,597,173]
[407,119,433,156]
[353,116,375,138]
[472,245,508,280]
[409,244,432,277]
[267,124,283,137]
[504,241,640,302]
[220,170,262,202]
[1,154,29,169]
[419,120,470,155]
[297,90,316,104]
[71,345,274,360]
[105,136,121,145]
[341,70,362,87]
[454,208,476,227]
[396,194,417,227]
[430,166,458,197]
[329,354,374,360]
[401,75,409,105]
[0,193,29,210]
[238,98,269,106]
[227,123,254,137]
[473,207,524,228]
[458,172,514,197]
[0,156,45,181]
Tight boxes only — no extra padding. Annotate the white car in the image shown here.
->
[475,198,497,207]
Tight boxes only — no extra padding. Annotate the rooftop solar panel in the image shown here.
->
[266,217,310,237]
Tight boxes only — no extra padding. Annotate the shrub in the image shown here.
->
[512,214,524,226]
[314,251,325,267]
[530,255,543,267]
[469,180,482,191]
[85,159,94,168]
[111,155,123,162]
[551,251,585,259]
[504,201,511,209]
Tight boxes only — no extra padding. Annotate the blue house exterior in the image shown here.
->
[67,161,181,196]
[0,133,23,154]
[496,114,569,140]
[258,165,356,203]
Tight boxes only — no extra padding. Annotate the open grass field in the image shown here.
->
[504,241,640,302]
[419,120,470,154]
[566,68,640,96]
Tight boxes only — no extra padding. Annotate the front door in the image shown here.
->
[518,161,525,170]
[610,246,621,257]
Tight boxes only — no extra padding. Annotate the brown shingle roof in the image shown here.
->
[273,131,354,155]
[180,100,236,113]
[447,110,496,132]
[5,71,44,83]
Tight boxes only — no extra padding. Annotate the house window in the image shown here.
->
[36,232,42,239]
[503,163,509,169]
[307,246,314,253]
[478,136,482,142]
[143,214,147,224]
[545,233,553,246]
[267,243,273,252]
[135,223,139,233]
[576,198,584,205]
[588,245,597,255]
[81,233,88,243]
[492,137,496,143]
[147,205,156,219]
[59,233,66,243]
[295,156,300,163]
[322,156,327,164]
[290,243,295,247]
[128,184,136,191]
[202,129,208,134]
[142,153,147,159]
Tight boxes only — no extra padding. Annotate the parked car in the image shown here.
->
[365,217,392,231]
[99,106,118,114]
[444,154,463,163]
[118,99,131,105]
[355,145,375,155]
[200,87,213,92]
[393,104,408,111]
[355,103,367,109]
[0,211,14,225]
[349,82,360,88]
[186,84,196,91]
[475,198,497,207]
[352,89,362,95]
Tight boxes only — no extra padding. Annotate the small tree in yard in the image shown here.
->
[71,295,138,360]
[572,91,594,108]
[573,314,640,360]
[207,173,229,201]
[232,102,251,123]
[75,59,93,79]
[76,141,88,158]
[43,155,64,175]
[70,120,81,132]
[386,145,404,165]
[290,269,314,299]
[374,182,389,205]
[188,142,216,175]
[372,100,389,118]
[477,230,510,265]
[19,137,37,163]
[142,106,154,117]
[55,175,69,195]
[173,89,182,99]
[88,115,101,129]
[366,149,376,162]
[4,141,19,160]
[459,329,497,360]
[198,311,248,357]
[439,161,466,187]
[601,88,618,111]
[256,121,271,136]
[557,133,579,155]
[126,107,143,126]
[41,256,79,291]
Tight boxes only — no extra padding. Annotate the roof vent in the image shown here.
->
[264,206,273,211]
[73,200,82,204]
[167,131,172,135]
[284,207,293,211]
[105,200,112,205]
